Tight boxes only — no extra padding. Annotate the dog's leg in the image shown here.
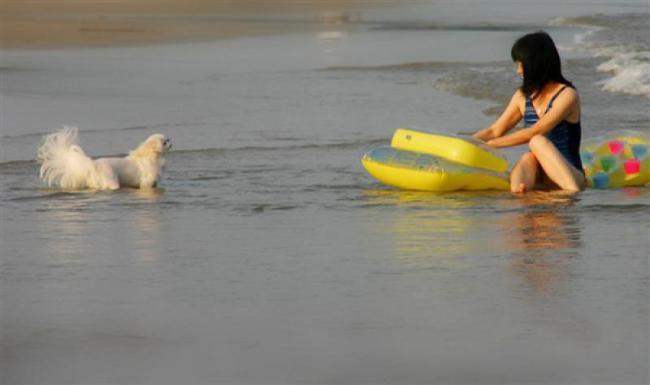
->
[94,160,120,190]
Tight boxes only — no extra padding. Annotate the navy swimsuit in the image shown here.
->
[524,85,583,172]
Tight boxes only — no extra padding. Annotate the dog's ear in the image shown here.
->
[132,135,164,157]
[144,136,164,154]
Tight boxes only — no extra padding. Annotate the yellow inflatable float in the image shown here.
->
[390,128,509,172]
[362,128,510,191]
[362,128,650,192]
[580,131,650,188]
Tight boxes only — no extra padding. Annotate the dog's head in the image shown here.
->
[130,134,172,159]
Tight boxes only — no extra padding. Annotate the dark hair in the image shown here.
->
[511,31,574,98]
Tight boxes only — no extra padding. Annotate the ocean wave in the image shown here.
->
[0,139,386,172]
[549,15,609,28]
[5,191,78,202]
[581,203,650,214]
[371,21,538,32]
[170,138,387,156]
[0,159,38,170]
[1,122,198,140]
[0,158,37,166]
[556,13,650,99]
[595,49,650,98]
[432,63,517,113]
[324,61,455,72]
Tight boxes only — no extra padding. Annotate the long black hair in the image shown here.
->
[511,31,574,98]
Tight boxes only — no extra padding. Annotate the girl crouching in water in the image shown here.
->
[473,31,585,193]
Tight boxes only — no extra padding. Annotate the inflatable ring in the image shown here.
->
[391,128,509,172]
[363,128,649,191]
[362,129,510,191]
[580,131,650,188]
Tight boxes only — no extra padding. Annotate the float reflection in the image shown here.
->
[362,189,504,270]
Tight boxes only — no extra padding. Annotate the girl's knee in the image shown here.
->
[529,134,550,153]
[519,151,537,166]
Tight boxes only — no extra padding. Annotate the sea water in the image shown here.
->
[1,1,649,384]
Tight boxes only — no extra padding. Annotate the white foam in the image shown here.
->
[551,15,650,99]
[595,49,650,98]
[548,17,604,56]
[573,27,601,46]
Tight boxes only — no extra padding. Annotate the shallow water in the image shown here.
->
[1,1,649,384]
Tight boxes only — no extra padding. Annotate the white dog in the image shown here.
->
[37,126,171,190]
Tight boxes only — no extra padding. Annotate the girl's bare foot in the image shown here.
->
[514,182,527,194]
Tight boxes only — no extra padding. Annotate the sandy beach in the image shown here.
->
[0,0,395,48]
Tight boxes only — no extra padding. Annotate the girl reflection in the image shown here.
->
[504,192,582,294]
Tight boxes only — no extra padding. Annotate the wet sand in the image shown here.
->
[0,0,394,49]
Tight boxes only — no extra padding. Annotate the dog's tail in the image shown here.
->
[37,126,96,189]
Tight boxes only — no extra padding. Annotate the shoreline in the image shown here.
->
[0,17,318,50]
[0,0,399,49]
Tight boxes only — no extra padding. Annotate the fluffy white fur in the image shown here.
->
[37,126,171,190]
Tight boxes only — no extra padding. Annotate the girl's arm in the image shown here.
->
[487,88,579,148]
[473,91,524,141]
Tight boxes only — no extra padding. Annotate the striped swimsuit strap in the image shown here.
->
[526,85,569,118]
[545,86,568,112]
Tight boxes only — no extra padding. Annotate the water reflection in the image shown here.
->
[361,189,584,291]
[362,189,503,270]
[40,192,113,262]
[315,12,352,65]
[128,189,163,264]
[317,30,350,41]
[39,189,164,264]
[501,191,582,295]
[130,188,164,202]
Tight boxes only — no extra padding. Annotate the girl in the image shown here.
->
[473,31,585,193]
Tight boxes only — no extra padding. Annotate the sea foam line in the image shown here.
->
[550,15,650,99]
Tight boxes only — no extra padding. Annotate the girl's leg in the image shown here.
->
[510,152,539,193]
[529,135,585,191]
